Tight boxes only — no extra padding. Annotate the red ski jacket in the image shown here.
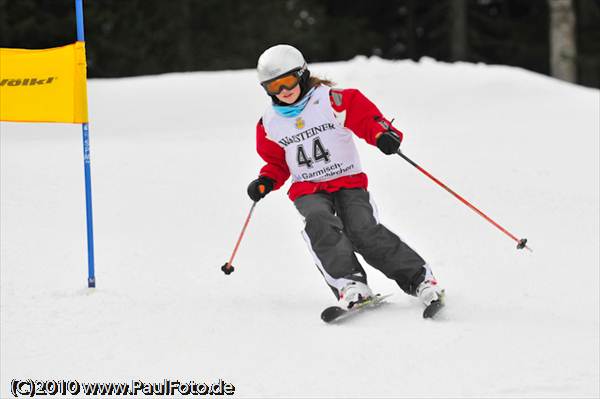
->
[256,88,403,202]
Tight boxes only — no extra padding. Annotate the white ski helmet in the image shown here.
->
[257,44,307,84]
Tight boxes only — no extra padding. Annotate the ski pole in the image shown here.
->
[397,150,531,252]
[221,201,258,275]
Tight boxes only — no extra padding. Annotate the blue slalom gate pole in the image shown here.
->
[75,0,96,288]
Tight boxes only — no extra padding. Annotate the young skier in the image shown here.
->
[247,44,444,312]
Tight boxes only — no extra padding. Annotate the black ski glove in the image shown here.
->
[247,176,274,202]
[376,131,401,155]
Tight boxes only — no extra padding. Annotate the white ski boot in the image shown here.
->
[416,278,444,307]
[339,281,373,309]
[415,264,444,306]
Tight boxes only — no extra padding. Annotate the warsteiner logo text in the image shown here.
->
[278,122,335,147]
[0,77,58,87]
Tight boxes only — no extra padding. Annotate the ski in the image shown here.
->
[321,293,392,323]
[423,289,446,319]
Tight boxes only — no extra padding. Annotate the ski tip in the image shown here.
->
[321,306,346,323]
[423,290,446,319]
[321,293,391,323]
[423,300,445,319]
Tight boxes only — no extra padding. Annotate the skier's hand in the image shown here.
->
[247,176,274,202]
[376,131,401,155]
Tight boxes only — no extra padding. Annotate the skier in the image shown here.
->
[247,44,444,313]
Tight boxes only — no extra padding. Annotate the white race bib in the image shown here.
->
[262,85,363,183]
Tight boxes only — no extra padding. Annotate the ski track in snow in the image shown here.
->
[1,57,599,398]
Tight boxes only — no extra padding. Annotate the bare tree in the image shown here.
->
[451,0,468,61]
[549,0,577,82]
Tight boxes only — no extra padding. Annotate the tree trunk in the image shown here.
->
[549,0,577,82]
[406,0,417,61]
[451,0,468,61]
[177,0,193,72]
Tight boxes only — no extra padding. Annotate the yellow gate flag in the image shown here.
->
[0,42,88,123]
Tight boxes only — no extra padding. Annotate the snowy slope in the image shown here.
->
[1,57,599,398]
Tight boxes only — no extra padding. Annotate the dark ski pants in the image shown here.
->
[294,188,427,299]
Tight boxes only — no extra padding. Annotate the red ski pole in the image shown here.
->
[221,201,258,275]
[397,150,531,252]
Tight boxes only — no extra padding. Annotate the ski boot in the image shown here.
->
[339,281,373,309]
[416,278,445,318]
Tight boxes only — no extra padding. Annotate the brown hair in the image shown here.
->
[308,75,336,88]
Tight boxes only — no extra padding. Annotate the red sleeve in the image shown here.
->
[330,88,403,146]
[256,119,290,191]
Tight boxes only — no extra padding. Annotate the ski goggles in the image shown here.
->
[261,66,306,95]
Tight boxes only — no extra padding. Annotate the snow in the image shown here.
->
[1,56,599,398]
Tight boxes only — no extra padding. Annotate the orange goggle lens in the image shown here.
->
[263,73,300,95]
